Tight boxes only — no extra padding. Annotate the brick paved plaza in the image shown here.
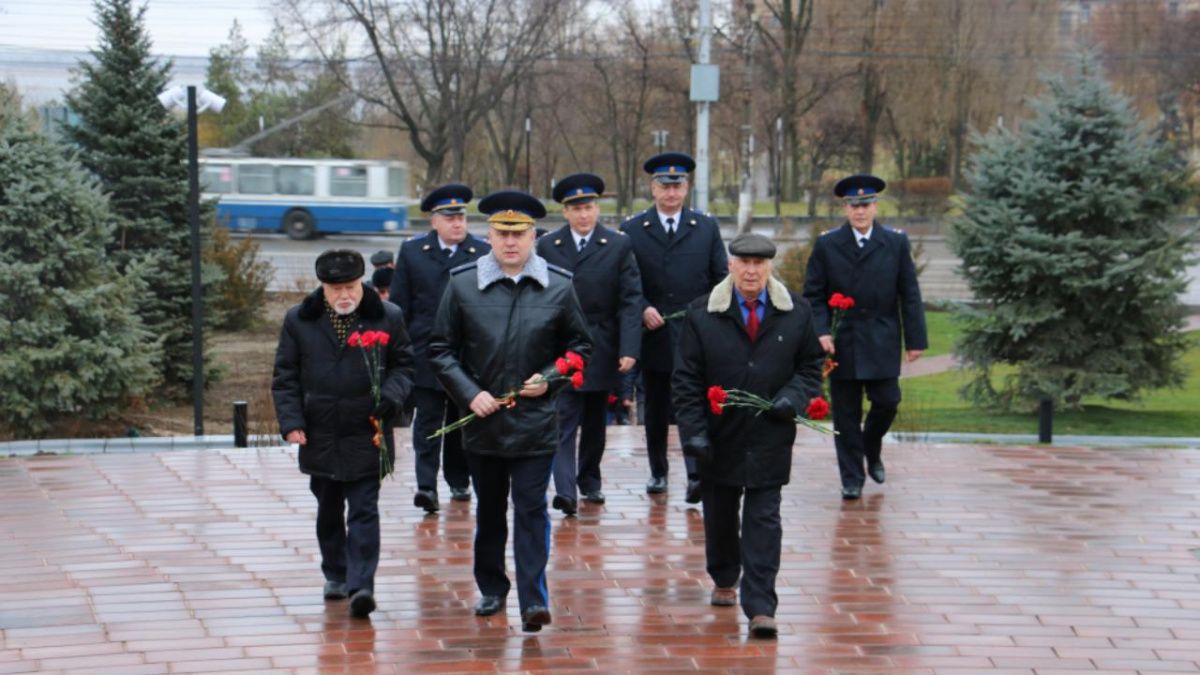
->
[2,428,1199,673]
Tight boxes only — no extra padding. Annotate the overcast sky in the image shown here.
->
[0,0,279,103]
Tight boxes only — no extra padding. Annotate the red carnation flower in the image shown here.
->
[709,401,724,415]
[360,331,378,348]
[570,371,585,389]
[565,351,585,372]
[806,396,830,421]
[607,394,618,406]
[706,385,728,405]
[347,331,362,347]
[375,331,390,346]
[555,358,571,375]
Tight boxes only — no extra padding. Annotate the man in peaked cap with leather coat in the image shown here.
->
[429,190,592,633]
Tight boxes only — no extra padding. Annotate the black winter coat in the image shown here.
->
[272,286,415,481]
[620,207,728,373]
[673,276,824,488]
[802,223,928,380]
[388,231,490,389]
[536,224,644,392]
[429,254,593,457]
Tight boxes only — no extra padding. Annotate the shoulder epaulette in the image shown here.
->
[449,262,477,276]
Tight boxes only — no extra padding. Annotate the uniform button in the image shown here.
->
[748,361,754,367]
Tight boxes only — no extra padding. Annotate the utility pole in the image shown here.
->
[736,0,756,234]
[691,0,718,213]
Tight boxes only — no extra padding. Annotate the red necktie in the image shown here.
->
[745,298,759,342]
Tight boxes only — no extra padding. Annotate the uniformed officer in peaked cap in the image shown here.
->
[802,174,927,500]
[619,151,728,505]
[389,183,491,514]
[429,189,591,633]
[538,173,644,515]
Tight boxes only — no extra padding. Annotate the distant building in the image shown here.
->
[38,105,79,143]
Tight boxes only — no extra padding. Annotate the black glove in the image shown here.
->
[372,398,394,419]
[769,396,796,422]
[682,434,712,463]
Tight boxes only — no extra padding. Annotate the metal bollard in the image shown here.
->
[233,400,248,448]
[1038,398,1053,444]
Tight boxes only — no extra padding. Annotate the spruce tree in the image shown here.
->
[64,0,214,395]
[951,54,1194,411]
[0,90,159,438]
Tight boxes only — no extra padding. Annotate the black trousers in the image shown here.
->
[701,482,783,619]
[466,452,555,612]
[552,390,609,498]
[310,475,380,594]
[830,377,901,489]
[411,386,470,494]
[643,369,697,480]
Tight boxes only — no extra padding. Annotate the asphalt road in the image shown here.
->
[243,231,1200,307]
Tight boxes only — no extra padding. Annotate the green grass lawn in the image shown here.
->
[920,311,960,358]
[895,331,1200,437]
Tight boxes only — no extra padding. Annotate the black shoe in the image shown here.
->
[413,489,439,513]
[841,485,862,500]
[685,479,702,504]
[645,476,667,494]
[521,605,552,632]
[867,459,886,484]
[473,595,505,616]
[581,490,606,504]
[551,494,577,516]
[450,486,472,501]
[349,589,376,618]
[323,580,348,600]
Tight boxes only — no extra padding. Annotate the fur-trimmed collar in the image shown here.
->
[298,284,385,321]
[707,275,794,313]
[476,251,550,290]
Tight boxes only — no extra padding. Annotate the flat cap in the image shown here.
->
[728,232,777,259]
[370,250,393,267]
[315,249,365,284]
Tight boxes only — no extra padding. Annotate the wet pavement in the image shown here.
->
[2,427,1199,673]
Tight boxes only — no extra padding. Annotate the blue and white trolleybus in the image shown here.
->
[199,157,410,239]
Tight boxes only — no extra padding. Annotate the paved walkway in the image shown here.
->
[2,428,1199,673]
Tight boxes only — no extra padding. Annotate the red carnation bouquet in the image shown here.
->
[348,330,392,480]
[429,350,586,439]
[706,385,833,434]
[822,292,855,378]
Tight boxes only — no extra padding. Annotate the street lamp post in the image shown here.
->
[158,84,225,437]
[524,116,532,193]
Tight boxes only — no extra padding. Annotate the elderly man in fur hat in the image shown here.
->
[672,233,825,639]
[272,249,415,619]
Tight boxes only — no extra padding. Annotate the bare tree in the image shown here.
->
[279,0,576,184]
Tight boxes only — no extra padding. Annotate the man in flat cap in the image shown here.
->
[803,174,927,500]
[389,184,491,514]
[429,190,592,632]
[370,250,395,269]
[620,151,728,504]
[537,173,644,514]
[272,249,415,618]
[673,232,824,638]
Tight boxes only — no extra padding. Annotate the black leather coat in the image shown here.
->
[272,286,415,481]
[429,255,593,457]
